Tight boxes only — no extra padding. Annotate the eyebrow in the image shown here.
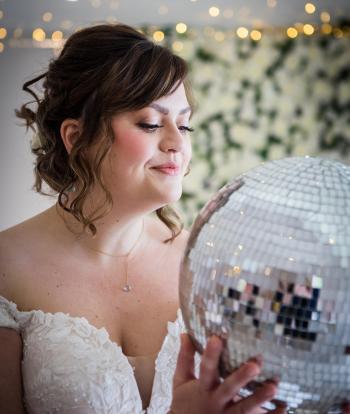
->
[148,103,192,116]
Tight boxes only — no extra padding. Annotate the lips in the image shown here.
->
[151,162,181,176]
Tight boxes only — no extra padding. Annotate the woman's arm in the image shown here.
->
[0,328,26,414]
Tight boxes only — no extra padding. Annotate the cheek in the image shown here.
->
[113,130,153,164]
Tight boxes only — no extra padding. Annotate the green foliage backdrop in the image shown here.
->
[153,28,350,226]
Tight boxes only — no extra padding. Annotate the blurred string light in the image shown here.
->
[209,7,220,17]
[0,27,7,39]
[321,23,332,35]
[176,22,187,34]
[0,42,4,52]
[250,29,262,41]
[153,30,164,42]
[303,23,315,35]
[305,3,316,14]
[42,12,53,22]
[61,20,73,30]
[2,1,349,50]
[32,28,46,41]
[267,0,277,8]
[320,11,331,23]
[287,27,298,38]
[52,30,63,41]
[172,40,183,52]
[236,27,249,38]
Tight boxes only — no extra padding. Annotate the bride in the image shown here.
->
[0,23,344,414]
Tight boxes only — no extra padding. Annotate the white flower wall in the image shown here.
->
[164,30,350,226]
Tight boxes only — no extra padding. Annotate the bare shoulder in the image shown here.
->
[0,225,27,299]
[0,208,53,300]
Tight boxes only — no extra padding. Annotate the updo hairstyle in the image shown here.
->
[16,24,195,241]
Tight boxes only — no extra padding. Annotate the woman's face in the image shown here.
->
[102,83,192,211]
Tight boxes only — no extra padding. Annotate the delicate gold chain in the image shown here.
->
[84,219,145,259]
[83,219,145,292]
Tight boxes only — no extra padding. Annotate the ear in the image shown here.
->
[60,119,81,154]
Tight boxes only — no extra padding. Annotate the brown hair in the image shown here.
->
[15,23,195,242]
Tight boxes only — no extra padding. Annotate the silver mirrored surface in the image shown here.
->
[180,156,350,413]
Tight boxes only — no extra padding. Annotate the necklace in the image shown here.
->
[84,219,145,293]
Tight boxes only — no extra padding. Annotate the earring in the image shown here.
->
[185,165,191,176]
[67,183,76,192]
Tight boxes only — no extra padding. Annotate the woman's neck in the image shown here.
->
[51,200,149,260]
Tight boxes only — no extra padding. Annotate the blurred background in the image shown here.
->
[0,0,349,229]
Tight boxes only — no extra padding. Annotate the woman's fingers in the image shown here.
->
[173,333,196,388]
[214,359,261,405]
[199,336,223,391]
[226,381,278,414]
[268,401,287,414]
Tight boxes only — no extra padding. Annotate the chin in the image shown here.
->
[157,187,183,205]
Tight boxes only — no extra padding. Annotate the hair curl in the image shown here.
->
[15,23,195,242]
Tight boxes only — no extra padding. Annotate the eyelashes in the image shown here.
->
[137,122,195,133]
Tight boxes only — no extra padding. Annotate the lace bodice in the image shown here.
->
[0,295,200,413]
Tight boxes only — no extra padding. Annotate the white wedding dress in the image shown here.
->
[0,295,200,414]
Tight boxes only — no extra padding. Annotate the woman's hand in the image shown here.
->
[169,333,286,414]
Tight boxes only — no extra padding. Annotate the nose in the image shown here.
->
[159,125,185,153]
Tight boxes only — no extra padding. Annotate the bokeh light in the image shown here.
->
[236,27,249,39]
[209,7,220,17]
[32,28,46,41]
[176,23,187,34]
[153,30,164,42]
[305,3,316,14]
[0,27,7,39]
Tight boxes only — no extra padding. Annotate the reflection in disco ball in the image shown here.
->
[179,157,350,413]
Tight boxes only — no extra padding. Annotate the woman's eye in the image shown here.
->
[179,126,195,133]
[137,123,194,133]
[137,123,163,131]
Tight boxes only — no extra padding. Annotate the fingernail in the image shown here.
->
[266,377,280,386]
[249,354,263,366]
[265,384,277,399]
[210,336,222,350]
[274,401,288,412]
[245,362,260,377]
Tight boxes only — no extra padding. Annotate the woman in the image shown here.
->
[0,23,346,414]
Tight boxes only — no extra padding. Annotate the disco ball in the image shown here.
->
[179,157,350,413]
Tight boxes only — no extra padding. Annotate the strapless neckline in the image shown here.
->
[3,297,180,367]
[0,294,197,413]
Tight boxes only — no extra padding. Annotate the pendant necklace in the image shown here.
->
[84,219,145,293]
